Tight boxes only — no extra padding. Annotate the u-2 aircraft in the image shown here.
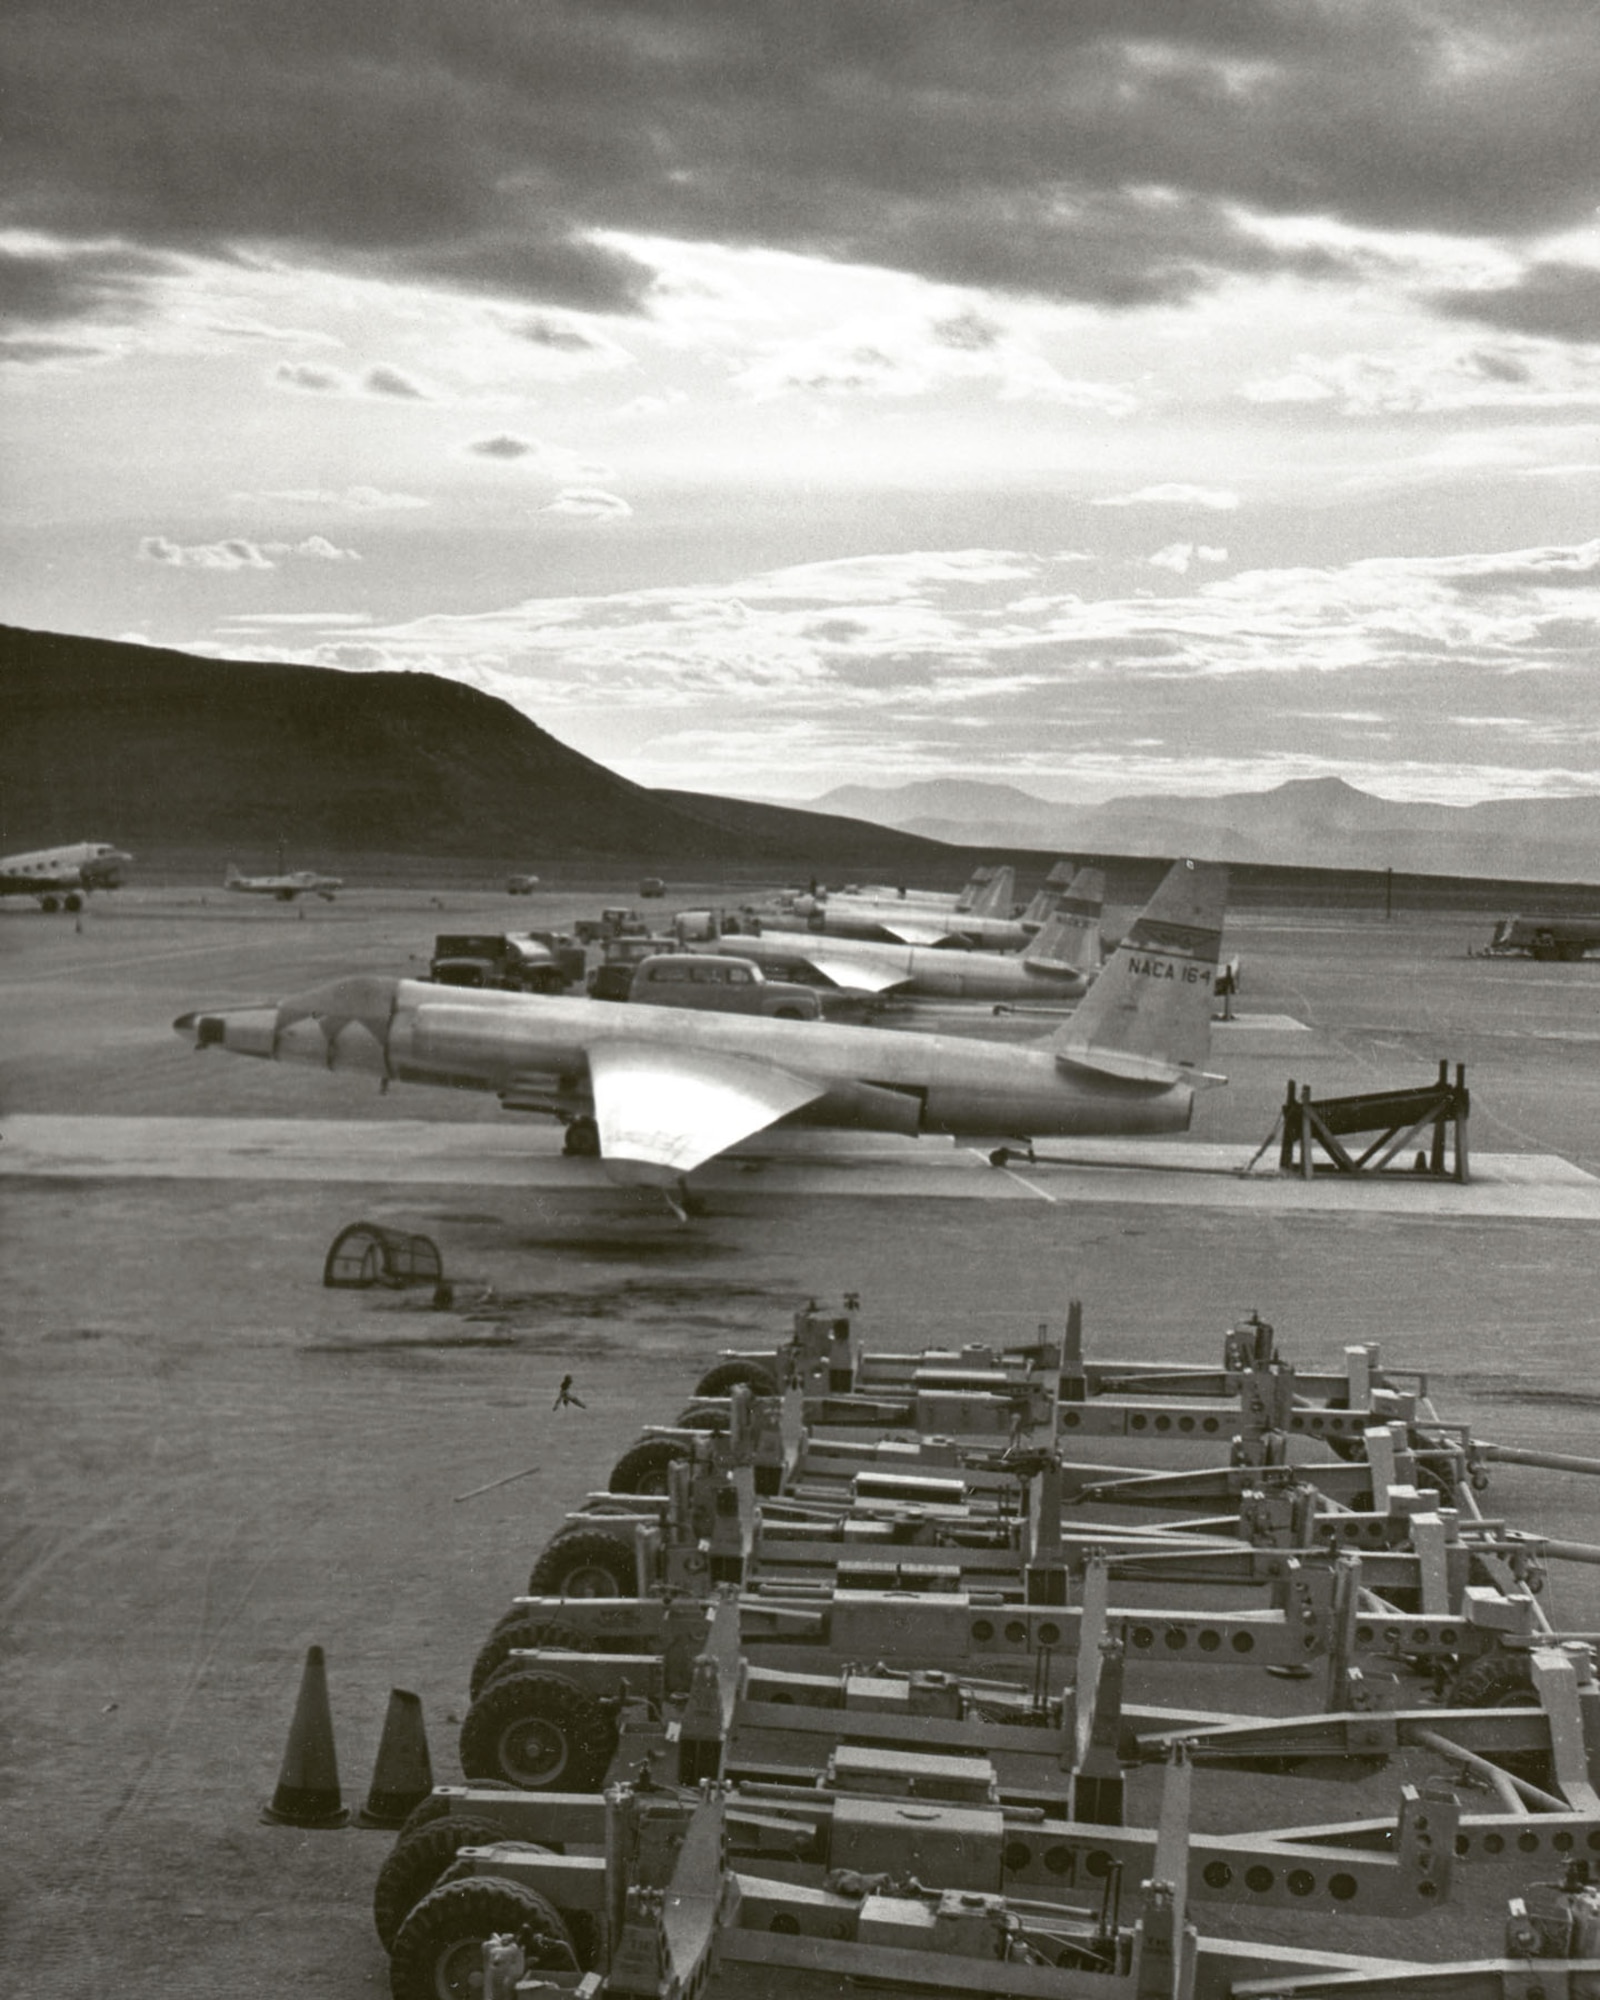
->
[177,859,1227,1211]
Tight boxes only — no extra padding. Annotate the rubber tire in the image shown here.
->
[470,1619,549,1704]
[527,1527,638,1599]
[692,1359,781,1399]
[373,1815,514,1951]
[393,1781,521,1849]
[458,1672,617,1791]
[562,1116,600,1157]
[1451,1653,1535,1707]
[389,1877,578,1999]
[608,1436,690,1495]
[674,1402,731,1433]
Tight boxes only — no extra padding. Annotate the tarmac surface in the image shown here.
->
[7,877,1600,1994]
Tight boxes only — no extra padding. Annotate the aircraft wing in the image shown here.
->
[875,918,962,948]
[588,1039,828,1180]
[802,949,911,994]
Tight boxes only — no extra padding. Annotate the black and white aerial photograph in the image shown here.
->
[9,7,1600,1995]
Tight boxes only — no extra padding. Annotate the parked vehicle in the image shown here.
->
[574,906,651,945]
[639,875,667,898]
[428,932,584,993]
[624,953,821,1018]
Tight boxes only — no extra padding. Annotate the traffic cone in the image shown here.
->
[262,1644,350,1828]
[356,1688,434,1828]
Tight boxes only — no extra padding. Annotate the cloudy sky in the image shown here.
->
[8,3,1600,806]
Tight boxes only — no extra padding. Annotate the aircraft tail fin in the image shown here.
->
[1022,868,1103,976]
[965,864,1014,917]
[1050,860,1228,1086]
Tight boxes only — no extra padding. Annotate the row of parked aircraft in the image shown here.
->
[0,843,350,910]
[718,867,1104,1002]
[176,858,1229,1218]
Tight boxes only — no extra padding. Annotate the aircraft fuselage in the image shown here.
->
[185,975,1192,1141]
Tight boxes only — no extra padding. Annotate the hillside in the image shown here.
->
[0,625,948,874]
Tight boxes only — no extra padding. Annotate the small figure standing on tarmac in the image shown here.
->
[553,1373,586,1410]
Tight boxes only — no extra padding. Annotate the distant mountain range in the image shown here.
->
[6,623,1597,896]
[812,775,1600,884]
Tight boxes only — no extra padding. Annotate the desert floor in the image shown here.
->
[5,876,1600,1995]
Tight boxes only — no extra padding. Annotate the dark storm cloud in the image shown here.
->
[0,242,178,333]
[10,2,1600,326]
[1433,265,1600,344]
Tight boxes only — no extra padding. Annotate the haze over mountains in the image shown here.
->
[813,777,1600,886]
[6,622,1599,892]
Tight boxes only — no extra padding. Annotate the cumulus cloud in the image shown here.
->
[364,363,428,399]
[468,434,538,459]
[233,485,429,510]
[543,488,631,519]
[273,360,431,398]
[1240,337,1600,416]
[194,534,1600,796]
[1096,485,1240,510]
[1148,543,1229,574]
[464,434,609,479]
[274,362,341,393]
[139,533,358,567]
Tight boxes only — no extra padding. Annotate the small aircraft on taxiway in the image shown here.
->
[177,859,1226,1218]
[0,840,131,912]
[224,863,343,903]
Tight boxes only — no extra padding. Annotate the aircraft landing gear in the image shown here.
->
[64,892,83,913]
[40,895,59,914]
[987,1140,1037,1169]
[562,1116,600,1157]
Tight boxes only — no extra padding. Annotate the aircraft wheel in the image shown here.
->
[40,895,58,913]
[64,891,83,912]
[988,1147,1011,1168]
[562,1116,600,1157]
[458,1672,617,1791]
[389,1877,579,2000]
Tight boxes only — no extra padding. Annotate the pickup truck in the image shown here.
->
[1483,915,1600,961]
[573,906,651,945]
[622,953,821,1018]
[428,931,585,994]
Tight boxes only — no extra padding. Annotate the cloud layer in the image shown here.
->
[10,4,1600,336]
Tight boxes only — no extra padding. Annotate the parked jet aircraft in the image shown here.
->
[176,861,1225,1209]
[0,841,131,911]
[769,886,1039,951]
[820,865,1016,916]
[705,869,1105,1001]
[224,864,343,902]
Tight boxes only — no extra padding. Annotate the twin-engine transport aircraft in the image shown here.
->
[224,864,343,902]
[0,841,132,911]
[707,868,1105,1001]
[177,861,1226,1210]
